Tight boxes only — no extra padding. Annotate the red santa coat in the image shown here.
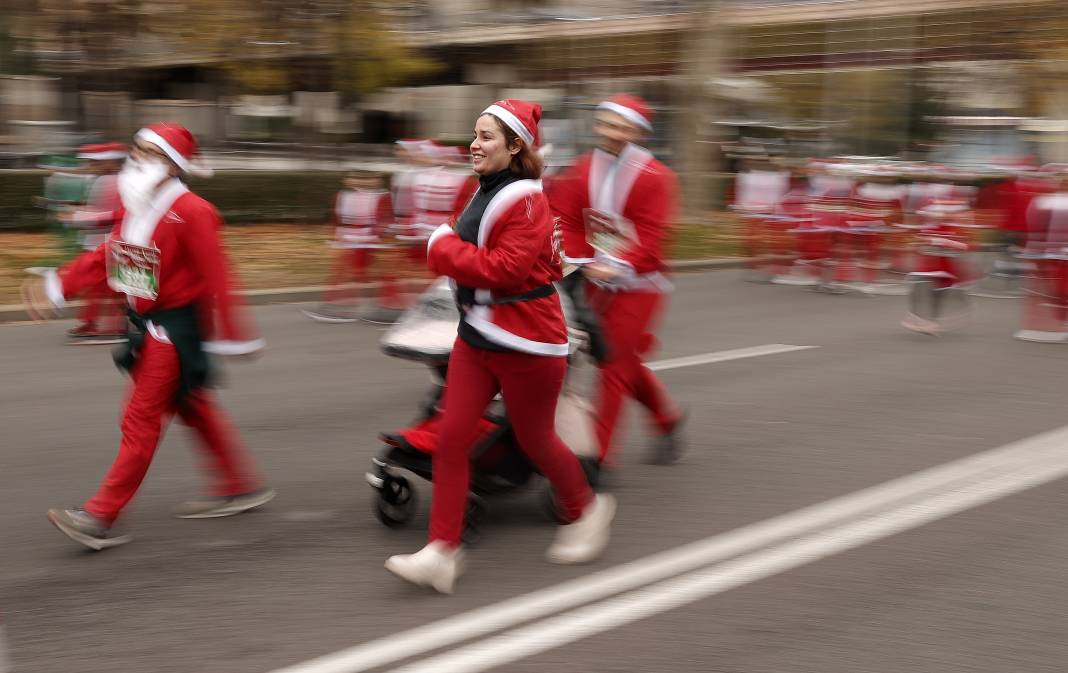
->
[46,178,259,354]
[1026,192,1068,254]
[553,143,677,292]
[846,182,904,230]
[333,188,393,248]
[398,168,477,242]
[426,179,569,356]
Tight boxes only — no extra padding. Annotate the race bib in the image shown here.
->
[107,240,161,300]
[583,208,636,257]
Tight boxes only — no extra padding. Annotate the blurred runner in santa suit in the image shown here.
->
[302,170,401,324]
[22,122,274,551]
[61,142,129,344]
[551,94,686,468]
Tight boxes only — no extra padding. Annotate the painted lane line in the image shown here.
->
[391,448,1068,672]
[646,344,817,372]
[267,424,1068,673]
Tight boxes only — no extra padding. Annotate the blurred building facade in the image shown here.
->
[4,0,1068,204]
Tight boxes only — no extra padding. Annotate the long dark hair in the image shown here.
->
[485,114,544,180]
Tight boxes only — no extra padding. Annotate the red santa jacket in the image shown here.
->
[426,179,569,357]
[552,143,677,292]
[1025,192,1068,255]
[398,168,477,242]
[333,188,393,248]
[46,178,261,354]
[847,181,905,230]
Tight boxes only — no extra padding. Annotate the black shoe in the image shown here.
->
[47,508,131,550]
[646,410,687,466]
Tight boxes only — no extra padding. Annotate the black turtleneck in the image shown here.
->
[454,168,518,352]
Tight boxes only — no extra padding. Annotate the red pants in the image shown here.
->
[323,248,372,303]
[588,287,678,463]
[83,336,263,524]
[430,338,593,546]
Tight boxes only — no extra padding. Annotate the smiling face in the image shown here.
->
[470,114,520,176]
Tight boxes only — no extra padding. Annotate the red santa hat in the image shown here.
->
[77,142,127,161]
[482,99,541,148]
[597,94,654,132]
[423,142,468,165]
[135,122,213,177]
[396,138,432,154]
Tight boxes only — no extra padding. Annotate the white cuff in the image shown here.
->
[427,223,456,253]
[563,255,597,265]
[203,338,266,356]
[599,254,637,278]
[44,270,66,308]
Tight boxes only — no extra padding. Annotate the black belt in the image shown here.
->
[475,282,556,306]
[113,304,213,401]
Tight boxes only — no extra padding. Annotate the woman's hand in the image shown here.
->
[21,277,60,323]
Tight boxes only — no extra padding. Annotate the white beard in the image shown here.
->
[117,158,170,214]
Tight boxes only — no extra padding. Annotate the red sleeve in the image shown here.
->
[615,168,677,274]
[59,245,109,298]
[550,162,596,263]
[183,201,254,342]
[428,195,549,289]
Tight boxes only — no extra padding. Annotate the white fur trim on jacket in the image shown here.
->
[427,223,456,253]
[464,314,569,356]
[121,179,189,247]
[43,269,66,308]
[477,180,543,247]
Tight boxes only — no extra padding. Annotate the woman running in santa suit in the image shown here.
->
[385,99,616,594]
[22,123,273,551]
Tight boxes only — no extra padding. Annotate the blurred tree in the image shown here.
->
[133,0,439,97]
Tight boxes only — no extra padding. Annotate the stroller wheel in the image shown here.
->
[373,475,417,528]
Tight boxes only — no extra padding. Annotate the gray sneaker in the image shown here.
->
[173,487,276,519]
[301,304,357,324]
[646,410,687,466]
[47,508,132,551]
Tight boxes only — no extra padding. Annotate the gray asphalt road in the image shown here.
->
[3,271,1068,673]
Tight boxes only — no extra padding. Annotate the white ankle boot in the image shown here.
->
[546,493,616,565]
[385,541,464,594]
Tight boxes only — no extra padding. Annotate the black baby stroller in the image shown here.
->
[365,274,602,542]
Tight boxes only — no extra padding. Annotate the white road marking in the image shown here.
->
[390,443,1068,672]
[268,424,1068,673]
[646,344,816,372]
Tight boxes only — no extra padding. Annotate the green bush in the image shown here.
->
[0,170,350,230]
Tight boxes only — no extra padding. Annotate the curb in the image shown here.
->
[0,258,750,324]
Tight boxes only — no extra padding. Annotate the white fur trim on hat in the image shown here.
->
[597,101,653,132]
[77,150,127,161]
[483,104,534,146]
[135,128,213,177]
